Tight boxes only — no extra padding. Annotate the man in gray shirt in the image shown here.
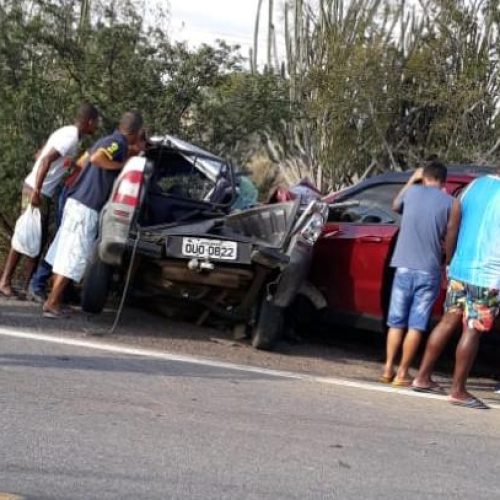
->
[381,160,455,386]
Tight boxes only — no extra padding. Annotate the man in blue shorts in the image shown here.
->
[412,172,500,408]
[381,160,455,386]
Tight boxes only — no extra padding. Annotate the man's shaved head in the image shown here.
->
[76,102,99,135]
[77,102,99,122]
[119,112,144,135]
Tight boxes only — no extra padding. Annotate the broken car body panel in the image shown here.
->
[84,136,327,350]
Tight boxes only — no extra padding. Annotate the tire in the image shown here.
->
[81,253,113,314]
[251,298,284,351]
[286,295,323,337]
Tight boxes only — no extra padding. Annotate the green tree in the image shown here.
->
[0,0,251,233]
[188,71,292,164]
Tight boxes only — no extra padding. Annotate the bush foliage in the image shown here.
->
[1,0,499,232]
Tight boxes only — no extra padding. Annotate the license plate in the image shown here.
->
[181,237,237,260]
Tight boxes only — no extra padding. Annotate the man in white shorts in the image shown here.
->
[43,111,143,318]
[0,103,99,297]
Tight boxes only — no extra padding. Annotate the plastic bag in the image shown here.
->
[11,204,42,258]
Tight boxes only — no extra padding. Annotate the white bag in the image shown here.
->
[11,204,42,258]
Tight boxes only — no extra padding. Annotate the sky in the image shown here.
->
[166,0,285,65]
[168,0,257,49]
[162,0,424,65]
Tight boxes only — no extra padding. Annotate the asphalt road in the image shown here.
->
[1,298,499,392]
[1,333,500,500]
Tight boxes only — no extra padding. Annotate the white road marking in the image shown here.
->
[1,312,43,318]
[0,326,498,408]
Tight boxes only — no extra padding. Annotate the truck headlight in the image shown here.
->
[300,212,325,244]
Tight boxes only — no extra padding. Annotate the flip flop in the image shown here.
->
[43,307,71,319]
[411,383,446,395]
[449,396,490,410]
[379,374,395,384]
[392,378,413,387]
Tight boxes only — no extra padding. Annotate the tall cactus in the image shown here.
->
[253,0,280,73]
[255,0,500,190]
[267,0,274,70]
[252,0,264,73]
[79,0,91,36]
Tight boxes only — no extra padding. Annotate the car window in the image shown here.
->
[150,152,216,202]
[328,204,398,224]
[155,171,211,201]
[349,183,404,208]
[328,183,404,224]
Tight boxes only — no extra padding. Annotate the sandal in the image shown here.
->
[449,396,490,410]
[392,378,413,387]
[379,374,395,384]
[412,383,446,395]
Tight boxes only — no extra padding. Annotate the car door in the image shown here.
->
[311,182,404,322]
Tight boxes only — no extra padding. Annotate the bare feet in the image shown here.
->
[412,375,434,389]
[396,367,410,382]
[449,389,474,402]
[0,285,16,298]
[42,302,71,319]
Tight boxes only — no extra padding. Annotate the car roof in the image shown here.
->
[355,164,494,184]
[325,164,496,202]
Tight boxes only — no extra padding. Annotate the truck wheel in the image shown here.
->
[251,298,284,351]
[81,253,112,314]
[286,295,323,338]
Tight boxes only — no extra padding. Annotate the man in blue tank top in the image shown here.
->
[413,172,500,409]
[381,160,454,386]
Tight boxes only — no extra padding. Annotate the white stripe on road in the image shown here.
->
[0,326,498,408]
[1,312,43,318]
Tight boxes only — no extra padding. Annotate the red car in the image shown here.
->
[309,165,499,333]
